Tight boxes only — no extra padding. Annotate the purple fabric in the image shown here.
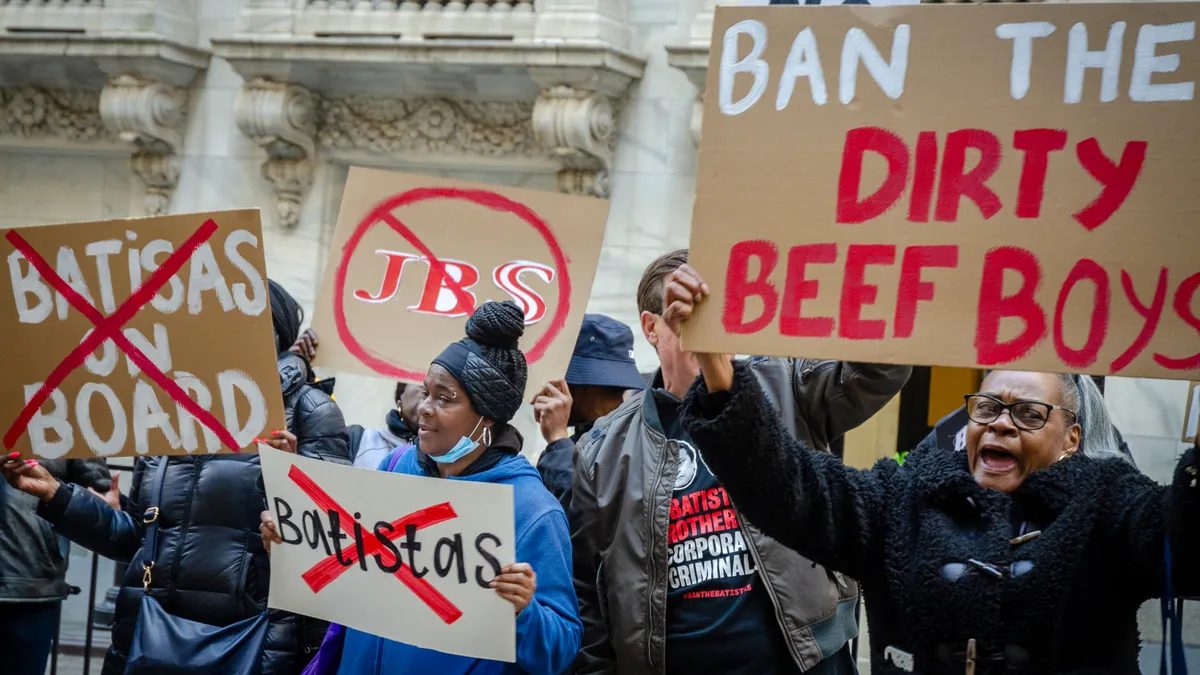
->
[301,623,346,675]
[386,445,414,472]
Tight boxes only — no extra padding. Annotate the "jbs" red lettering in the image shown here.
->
[354,250,554,324]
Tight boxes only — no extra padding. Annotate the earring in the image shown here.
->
[482,426,492,448]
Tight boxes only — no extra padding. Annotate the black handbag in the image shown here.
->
[124,458,269,675]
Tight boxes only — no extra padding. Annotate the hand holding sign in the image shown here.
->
[663,266,735,392]
[490,562,536,614]
[261,509,282,554]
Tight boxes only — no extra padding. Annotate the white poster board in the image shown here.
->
[260,448,517,662]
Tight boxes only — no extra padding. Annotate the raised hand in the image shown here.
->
[532,379,573,444]
[88,469,121,510]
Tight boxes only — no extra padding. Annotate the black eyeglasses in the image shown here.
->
[963,394,1076,431]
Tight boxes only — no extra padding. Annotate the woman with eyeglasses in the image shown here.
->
[659,264,1200,674]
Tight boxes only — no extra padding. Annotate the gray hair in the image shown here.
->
[1055,374,1125,461]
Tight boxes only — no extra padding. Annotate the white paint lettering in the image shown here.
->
[840,24,910,104]
[218,369,267,448]
[132,380,181,455]
[1131,22,1196,102]
[141,240,185,314]
[76,383,127,457]
[777,27,827,109]
[1065,22,1126,104]
[173,371,219,453]
[84,239,122,314]
[224,230,267,316]
[23,383,73,459]
[54,246,96,321]
[122,323,172,378]
[186,243,234,315]
[996,21,1056,100]
[7,251,52,324]
[719,19,770,116]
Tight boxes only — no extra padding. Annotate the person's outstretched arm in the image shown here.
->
[38,459,148,563]
[681,358,891,581]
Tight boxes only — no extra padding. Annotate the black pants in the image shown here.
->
[0,601,62,675]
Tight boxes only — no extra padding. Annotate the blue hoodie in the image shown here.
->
[328,445,581,675]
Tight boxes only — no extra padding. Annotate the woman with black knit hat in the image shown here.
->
[265,300,582,675]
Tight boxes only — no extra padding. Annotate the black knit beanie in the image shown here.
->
[268,279,303,355]
[432,301,528,424]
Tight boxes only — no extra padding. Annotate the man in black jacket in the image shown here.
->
[0,459,110,675]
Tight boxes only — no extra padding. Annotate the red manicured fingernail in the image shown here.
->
[28,461,38,467]
[253,438,266,444]
[8,452,19,459]
[272,430,282,436]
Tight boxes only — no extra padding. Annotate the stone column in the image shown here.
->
[532,85,616,199]
[99,74,189,216]
[234,79,318,229]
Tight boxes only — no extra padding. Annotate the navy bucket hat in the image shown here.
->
[564,314,647,391]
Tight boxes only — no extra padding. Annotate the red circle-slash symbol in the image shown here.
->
[333,187,571,381]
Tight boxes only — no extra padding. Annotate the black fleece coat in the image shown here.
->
[680,363,1200,675]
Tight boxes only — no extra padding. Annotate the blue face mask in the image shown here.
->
[429,416,487,465]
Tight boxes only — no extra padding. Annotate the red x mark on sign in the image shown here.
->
[287,464,464,625]
[3,220,241,452]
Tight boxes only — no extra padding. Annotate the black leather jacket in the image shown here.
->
[571,358,911,674]
[0,459,110,602]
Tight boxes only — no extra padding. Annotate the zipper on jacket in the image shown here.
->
[646,438,675,674]
[738,508,809,670]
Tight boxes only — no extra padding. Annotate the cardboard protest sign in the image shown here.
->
[259,447,517,662]
[685,3,1200,380]
[1184,381,1199,444]
[2,210,284,460]
[311,168,609,395]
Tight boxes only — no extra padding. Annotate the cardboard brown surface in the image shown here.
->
[685,3,1200,380]
[2,210,285,459]
[312,168,610,395]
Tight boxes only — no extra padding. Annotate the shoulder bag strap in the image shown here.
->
[386,445,413,473]
[141,458,171,592]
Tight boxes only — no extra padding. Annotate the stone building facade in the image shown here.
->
[1,1,1196,665]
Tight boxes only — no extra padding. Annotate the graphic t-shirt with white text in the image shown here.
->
[653,389,798,675]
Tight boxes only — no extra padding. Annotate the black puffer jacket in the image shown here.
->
[38,455,301,675]
[681,363,1200,675]
[278,352,351,465]
[31,354,351,675]
[0,459,109,601]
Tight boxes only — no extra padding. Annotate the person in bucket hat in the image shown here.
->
[534,314,647,510]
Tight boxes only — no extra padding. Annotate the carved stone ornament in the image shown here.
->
[317,97,544,159]
[532,85,616,199]
[0,87,114,142]
[99,75,189,216]
[235,79,317,229]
